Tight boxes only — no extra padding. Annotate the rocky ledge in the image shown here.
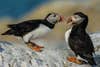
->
[0,32,100,67]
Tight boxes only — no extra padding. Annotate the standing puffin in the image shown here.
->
[65,12,96,65]
[2,12,63,52]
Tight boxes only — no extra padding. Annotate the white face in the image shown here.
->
[46,13,61,24]
[67,15,84,25]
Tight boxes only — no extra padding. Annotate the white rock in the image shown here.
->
[0,32,100,67]
[0,55,3,67]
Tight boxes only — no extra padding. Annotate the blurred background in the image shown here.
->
[0,0,100,44]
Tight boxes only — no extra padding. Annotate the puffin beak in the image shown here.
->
[59,16,63,21]
[66,16,77,25]
[66,16,73,23]
[59,15,65,22]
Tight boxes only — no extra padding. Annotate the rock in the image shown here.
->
[0,41,67,67]
[0,32,100,67]
[67,62,91,67]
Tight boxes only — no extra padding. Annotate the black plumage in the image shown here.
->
[1,12,62,52]
[68,12,96,65]
[1,12,60,37]
[2,20,55,36]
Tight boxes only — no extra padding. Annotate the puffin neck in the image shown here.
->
[71,20,88,34]
[79,19,88,29]
[41,20,55,29]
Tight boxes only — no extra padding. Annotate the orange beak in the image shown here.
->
[66,16,73,23]
[59,16,64,22]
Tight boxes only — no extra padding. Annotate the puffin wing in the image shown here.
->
[6,20,41,36]
[78,34,96,65]
[69,34,95,54]
[85,33,95,53]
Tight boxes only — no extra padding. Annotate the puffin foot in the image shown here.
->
[67,56,83,64]
[27,42,44,52]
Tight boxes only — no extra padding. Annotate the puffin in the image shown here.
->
[65,12,96,65]
[2,12,63,52]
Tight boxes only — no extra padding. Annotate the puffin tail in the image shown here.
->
[8,24,16,28]
[80,53,96,65]
[88,56,97,65]
[1,29,15,35]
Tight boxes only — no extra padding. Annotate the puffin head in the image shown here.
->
[67,12,88,28]
[45,12,63,24]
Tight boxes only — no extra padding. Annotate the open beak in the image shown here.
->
[58,16,63,22]
[59,16,63,21]
[57,14,65,22]
[66,16,77,24]
[66,16,73,23]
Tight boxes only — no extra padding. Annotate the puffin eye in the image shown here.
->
[74,16,78,19]
[53,14,56,17]
[74,15,81,19]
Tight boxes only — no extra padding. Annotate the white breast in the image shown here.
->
[31,24,51,39]
[65,28,72,49]
[23,24,52,43]
[65,28,72,43]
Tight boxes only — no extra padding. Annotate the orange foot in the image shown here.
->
[67,57,82,64]
[27,43,44,52]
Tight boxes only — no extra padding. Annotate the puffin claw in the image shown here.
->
[67,56,83,64]
[27,42,44,52]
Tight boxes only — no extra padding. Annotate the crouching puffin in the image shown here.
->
[65,12,96,65]
[2,12,63,52]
